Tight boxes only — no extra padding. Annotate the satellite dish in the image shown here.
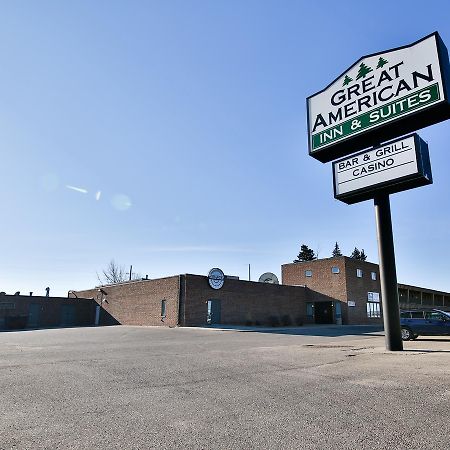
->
[258,272,279,284]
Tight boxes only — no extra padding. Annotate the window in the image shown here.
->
[356,269,363,278]
[410,311,424,319]
[371,272,377,281]
[331,266,340,274]
[306,303,314,318]
[424,311,446,320]
[367,302,381,318]
[400,311,411,319]
[161,300,167,318]
[305,270,312,278]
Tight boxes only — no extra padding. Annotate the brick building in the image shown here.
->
[0,294,96,330]
[282,256,450,325]
[4,257,448,331]
[282,256,382,325]
[74,275,311,327]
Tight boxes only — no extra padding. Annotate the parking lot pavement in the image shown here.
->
[0,326,449,450]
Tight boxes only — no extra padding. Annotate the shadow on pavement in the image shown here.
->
[202,325,384,338]
[414,338,450,342]
[405,349,450,353]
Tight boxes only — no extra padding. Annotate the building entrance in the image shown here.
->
[207,300,221,324]
[315,301,333,324]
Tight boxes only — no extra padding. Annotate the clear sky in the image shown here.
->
[1,1,450,296]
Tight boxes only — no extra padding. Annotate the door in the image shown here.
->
[28,304,40,328]
[334,301,342,325]
[315,302,333,324]
[61,304,76,327]
[207,300,221,324]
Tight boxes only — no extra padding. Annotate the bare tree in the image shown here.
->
[97,260,127,285]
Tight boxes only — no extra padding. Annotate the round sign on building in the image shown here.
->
[208,268,225,290]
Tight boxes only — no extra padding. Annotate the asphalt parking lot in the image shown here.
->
[1,325,449,450]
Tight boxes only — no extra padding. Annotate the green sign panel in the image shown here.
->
[312,84,440,150]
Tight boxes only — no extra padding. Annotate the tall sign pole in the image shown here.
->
[306,32,450,351]
[374,194,402,350]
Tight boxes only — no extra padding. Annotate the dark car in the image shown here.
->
[400,309,450,340]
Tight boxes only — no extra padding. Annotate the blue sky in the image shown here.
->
[1,1,450,296]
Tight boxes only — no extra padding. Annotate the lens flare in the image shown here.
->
[111,194,132,211]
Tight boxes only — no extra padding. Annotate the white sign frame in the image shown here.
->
[307,32,450,162]
[332,134,432,204]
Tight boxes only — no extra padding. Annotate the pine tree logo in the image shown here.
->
[376,57,388,69]
[342,75,353,86]
[356,62,373,80]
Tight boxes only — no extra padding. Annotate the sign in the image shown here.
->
[368,292,380,302]
[208,268,225,290]
[307,32,450,162]
[333,134,432,204]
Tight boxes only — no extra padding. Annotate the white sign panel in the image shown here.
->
[307,33,450,162]
[348,301,356,307]
[332,134,432,204]
[335,135,417,195]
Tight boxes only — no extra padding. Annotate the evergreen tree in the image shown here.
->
[332,242,342,257]
[356,62,373,80]
[376,57,388,69]
[342,75,353,86]
[294,244,316,262]
[360,249,367,261]
[350,247,361,259]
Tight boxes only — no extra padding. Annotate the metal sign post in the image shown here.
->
[374,194,403,351]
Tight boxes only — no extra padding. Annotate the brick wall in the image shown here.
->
[344,258,382,325]
[282,257,383,325]
[0,295,95,330]
[282,257,348,302]
[74,276,180,327]
[182,274,308,327]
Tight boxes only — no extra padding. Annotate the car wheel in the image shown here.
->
[401,327,413,341]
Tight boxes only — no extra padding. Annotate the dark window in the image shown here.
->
[400,311,411,319]
[161,300,167,318]
[305,270,312,278]
[424,311,445,320]
[410,311,424,319]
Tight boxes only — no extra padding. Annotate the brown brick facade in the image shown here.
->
[75,275,309,327]
[74,276,180,327]
[0,295,95,330]
[70,259,449,329]
[282,257,382,325]
[181,275,308,327]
